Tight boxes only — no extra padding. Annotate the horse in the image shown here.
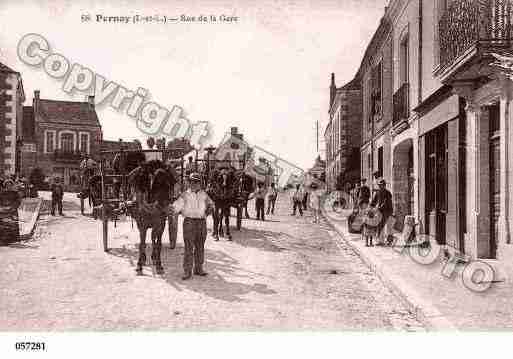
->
[127,159,176,275]
[208,169,236,240]
[233,170,255,227]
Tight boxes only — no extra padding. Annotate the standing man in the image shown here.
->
[185,156,194,176]
[250,182,266,221]
[358,178,371,209]
[370,178,393,245]
[309,182,324,223]
[171,172,214,280]
[291,184,304,216]
[266,182,278,215]
[302,185,309,210]
[51,177,64,216]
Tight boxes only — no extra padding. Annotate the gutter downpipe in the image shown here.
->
[418,0,423,106]
[418,0,423,231]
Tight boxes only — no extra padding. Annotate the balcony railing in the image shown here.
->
[439,0,513,71]
[393,83,410,126]
[53,149,83,162]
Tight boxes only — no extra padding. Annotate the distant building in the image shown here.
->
[0,62,25,176]
[307,155,326,180]
[214,127,250,170]
[325,74,362,192]
[20,91,102,191]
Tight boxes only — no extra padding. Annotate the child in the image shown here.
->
[51,177,64,216]
[308,182,324,223]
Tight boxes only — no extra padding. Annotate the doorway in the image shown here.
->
[489,103,500,259]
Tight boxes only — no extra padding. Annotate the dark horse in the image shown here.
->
[127,159,176,275]
[208,169,236,241]
[207,168,255,239]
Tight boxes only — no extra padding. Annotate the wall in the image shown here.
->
[0,73,21,175]
[420,0,445,101]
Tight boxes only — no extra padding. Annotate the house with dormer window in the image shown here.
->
[20,90,102,191]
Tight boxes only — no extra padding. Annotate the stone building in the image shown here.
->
[325,74,362,192]
[357,14,394,196]
[349,0,513,266]
[20,91,102,191]
[0,62,25,176]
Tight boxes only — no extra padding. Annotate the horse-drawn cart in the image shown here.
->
[90,148,186,252]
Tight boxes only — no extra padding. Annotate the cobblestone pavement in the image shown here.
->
[0,192,424,331]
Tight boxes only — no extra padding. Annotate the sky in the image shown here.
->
[0,0,386,170]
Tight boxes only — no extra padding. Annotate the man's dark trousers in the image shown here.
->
[292,200,303,216]
[183,218,207,275]
[51,198,63,215]
[256,198,265,220]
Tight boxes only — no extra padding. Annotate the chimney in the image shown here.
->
[329,73,336,108]
[88,95,95,107]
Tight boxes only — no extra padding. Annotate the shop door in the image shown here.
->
[425,124,448,245]
[489,103,500,259]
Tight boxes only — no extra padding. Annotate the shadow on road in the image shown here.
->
[230,227,287,253]
[108,241,277,302]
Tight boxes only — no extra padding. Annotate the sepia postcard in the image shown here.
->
[1,0,513,357]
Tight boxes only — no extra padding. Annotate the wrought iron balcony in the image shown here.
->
[53,149,83,162]
[439,0,513,73]
[393,83,410,126]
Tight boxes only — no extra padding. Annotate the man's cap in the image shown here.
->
[189,172,202,182]
[378,178,386,185]
[361,178,367,182]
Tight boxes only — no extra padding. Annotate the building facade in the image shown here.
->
[348,0,513,265]
[358,15,394,197]
[0,62,25,176]
[325,74,362,192]
[20,91,102,191]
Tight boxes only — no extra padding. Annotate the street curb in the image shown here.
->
[322,208,458,331]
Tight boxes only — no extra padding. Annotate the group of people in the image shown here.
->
[248,182,278,221]
[291,182,325,223]
[350,177,394,246]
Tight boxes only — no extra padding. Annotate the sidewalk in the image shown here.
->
[323,207,513,330]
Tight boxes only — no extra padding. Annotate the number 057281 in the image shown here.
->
[15,342,46,351]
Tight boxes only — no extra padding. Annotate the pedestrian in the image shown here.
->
[358,178,371,209]
[309,182,324,223]
[370,178,393,245]
[302,185,309,210]
[171,172,215,280]
[266,182,277,215]
[51,177,64,216]
[250,182,266,221]
[291,184,304,216]
[185,156,195,176]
